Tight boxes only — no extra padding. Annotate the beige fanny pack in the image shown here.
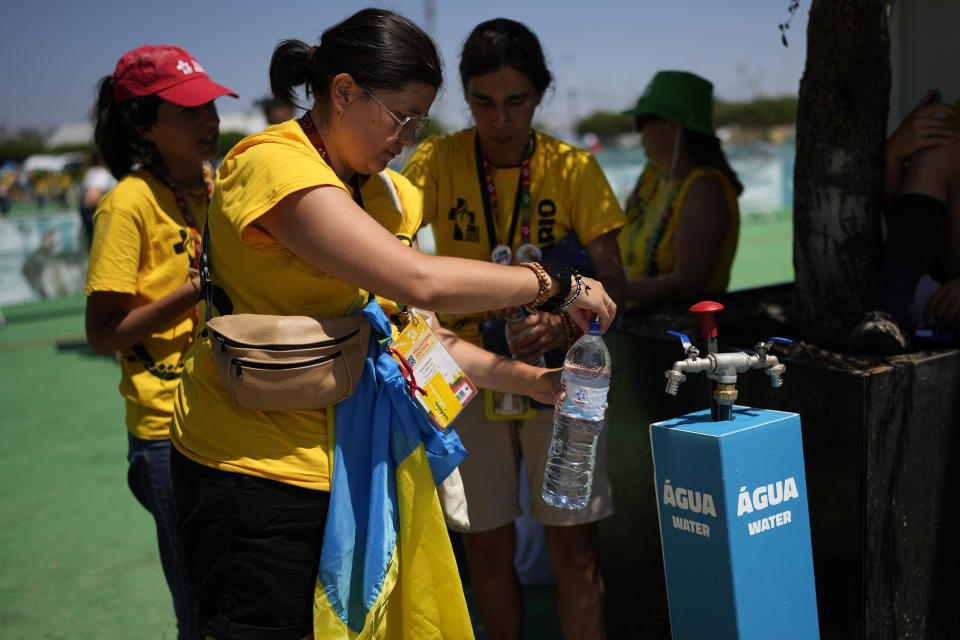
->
[206,313,369,411]
[200,222,370,412]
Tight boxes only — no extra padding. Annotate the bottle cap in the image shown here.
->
[589,319,601,335]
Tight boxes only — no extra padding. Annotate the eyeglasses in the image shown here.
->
[363,88,430,141]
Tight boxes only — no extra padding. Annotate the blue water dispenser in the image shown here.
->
[651,301,819,639]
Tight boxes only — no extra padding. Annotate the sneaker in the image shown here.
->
[848,311,910,356]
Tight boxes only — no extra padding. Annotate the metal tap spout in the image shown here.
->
[663,349,788,395]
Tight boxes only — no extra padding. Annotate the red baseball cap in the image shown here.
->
[112,44,237,106]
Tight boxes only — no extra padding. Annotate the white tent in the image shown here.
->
[45,121,94,148]
[22,153,84,173]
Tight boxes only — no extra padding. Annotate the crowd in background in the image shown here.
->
[0,163,78,214]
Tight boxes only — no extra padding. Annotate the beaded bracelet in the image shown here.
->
[518,261,551,314]
[559,310,578,348]
[558,274,584,309]
[539,260,573,304]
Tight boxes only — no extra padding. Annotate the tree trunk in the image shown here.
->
[793,0,891,349]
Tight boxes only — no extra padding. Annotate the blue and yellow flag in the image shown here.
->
[314,301,474,639]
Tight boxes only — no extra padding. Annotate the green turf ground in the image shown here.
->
[0,297,178,638]
[0,202,73,218]
[728,208,793,292]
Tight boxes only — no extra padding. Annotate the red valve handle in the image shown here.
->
[689,300,724,340]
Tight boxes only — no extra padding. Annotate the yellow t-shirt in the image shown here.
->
[84,168,207,440]
[619,164,740,293]
[171,119,422,492]
[403,128,626,344]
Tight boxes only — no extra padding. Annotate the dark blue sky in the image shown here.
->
[0,0,808,131]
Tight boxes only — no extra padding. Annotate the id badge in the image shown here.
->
[483,388,537,422]
[514,242,543,264]
[391,311,477,430]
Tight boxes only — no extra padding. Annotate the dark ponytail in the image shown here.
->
[459,18,552,95]
[684,130,744,196]
[269,40,317,108]
[269,8,441,120]
[93,76,161,179]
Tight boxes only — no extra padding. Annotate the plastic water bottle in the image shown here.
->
[491,312,547,416]
[505,311,547,368]
[542,319,611,510]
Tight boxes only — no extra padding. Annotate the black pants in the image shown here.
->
[171,447,330,640]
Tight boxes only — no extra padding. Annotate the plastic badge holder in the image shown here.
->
[479,317,543,419]
[483,388,538,422]
[391,311,478,431]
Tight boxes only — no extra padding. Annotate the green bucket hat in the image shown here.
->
[622,70,715,136]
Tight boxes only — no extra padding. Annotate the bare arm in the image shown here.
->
[904,141,960,323]
[85,279,200,355]
[884,91,960,213]
[626,176,730,304]
[422,310,561,404]
[898,138,959,202]
[256,185,617,331]
[585,230,627,307]
[82,187,106,212]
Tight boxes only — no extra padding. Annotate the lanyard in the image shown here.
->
[299,112,389,308]
[151,166,213,264]
[473,131,534,253]
[625,173,683,275]
[298,112,364,208]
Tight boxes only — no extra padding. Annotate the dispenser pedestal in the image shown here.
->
[650,406,819,639]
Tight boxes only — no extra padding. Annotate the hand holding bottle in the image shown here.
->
[562,275,616,334]
[542,319,611,510]
[521,366,563,406]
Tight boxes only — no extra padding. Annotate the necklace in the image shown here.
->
[625,172,683,275]
[150,165,213,262]
[474,131,538,264]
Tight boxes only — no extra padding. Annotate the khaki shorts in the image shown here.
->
[446,395,614,532]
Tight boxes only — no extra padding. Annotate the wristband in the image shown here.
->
[558,274,584,309]
[539,260,573,302]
